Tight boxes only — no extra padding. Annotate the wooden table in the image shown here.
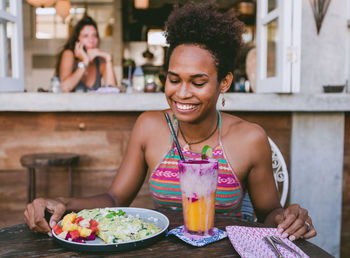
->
[0,209,332,257]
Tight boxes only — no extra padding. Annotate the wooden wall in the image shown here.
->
[0,111,292,212]
[0,112,139,210]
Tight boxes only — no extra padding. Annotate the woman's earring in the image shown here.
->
[221,95,226,107]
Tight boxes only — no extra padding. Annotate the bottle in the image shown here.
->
[50,77,62,93]
[132,66,145,92]
[144,74,156,92]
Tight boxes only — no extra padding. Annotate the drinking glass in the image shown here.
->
[178,159,218,235]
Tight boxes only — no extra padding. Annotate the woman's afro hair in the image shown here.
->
[164,1,244,82]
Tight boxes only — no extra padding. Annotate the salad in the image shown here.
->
[53,212,98,243]
[53,208,161,244]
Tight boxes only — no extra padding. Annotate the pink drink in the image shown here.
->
[178,159,218,235]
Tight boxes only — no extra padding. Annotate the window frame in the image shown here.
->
[0,0,24,92]
[256,0,301,93]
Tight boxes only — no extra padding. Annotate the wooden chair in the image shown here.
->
[241,137,289,221]
[20,153,79,203]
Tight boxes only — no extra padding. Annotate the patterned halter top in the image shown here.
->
[148,111,244,217]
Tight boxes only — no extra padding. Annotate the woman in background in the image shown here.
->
[55,15,117,92]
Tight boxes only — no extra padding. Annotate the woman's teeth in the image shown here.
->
[176,103,196,110]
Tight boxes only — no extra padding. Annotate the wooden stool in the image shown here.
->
[20,153,79,203]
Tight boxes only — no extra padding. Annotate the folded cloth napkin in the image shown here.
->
[167,225,227,247]
[92,87,120,93]
[226,226,309,258]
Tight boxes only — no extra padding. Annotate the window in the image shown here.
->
[0,0,24,92]
[147,29,167,47]
[35,4,114,39]
[35,7,84,39]
[256,0,301,93]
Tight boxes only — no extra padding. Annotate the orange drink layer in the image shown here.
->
[178,159,218,236]
[182,193,216,233]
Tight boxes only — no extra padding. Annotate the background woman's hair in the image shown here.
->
[164,1,244,82]
[55,15,99,76]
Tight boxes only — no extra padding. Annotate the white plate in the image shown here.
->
[52,207,169,252]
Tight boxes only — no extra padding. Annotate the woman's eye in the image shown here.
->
[169,79,180,84]
[192,82,206,87]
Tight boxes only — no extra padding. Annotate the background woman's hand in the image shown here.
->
[275,203,317,241]
[87,48,112,63]
[24,198,66,236]
[74,42,89,65]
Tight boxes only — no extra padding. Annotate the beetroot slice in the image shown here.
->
[86,233,96,241]
[72,236,86,243]
[65,232,71,240]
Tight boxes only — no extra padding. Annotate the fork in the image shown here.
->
[263,236,284,258]
[270,235,302,258]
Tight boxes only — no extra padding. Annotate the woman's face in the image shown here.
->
[78,25,98,49]
[165,44,221,123]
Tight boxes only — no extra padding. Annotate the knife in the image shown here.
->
[263,236,285,258]
[270,235,302,258]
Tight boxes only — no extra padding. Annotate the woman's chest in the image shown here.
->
[81,65,97,87]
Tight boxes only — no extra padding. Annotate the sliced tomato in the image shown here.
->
[89,219,98,227]
[89,225,98,233]
[69,229,80,240]
[74,216,84,224]
[53,224,63,235]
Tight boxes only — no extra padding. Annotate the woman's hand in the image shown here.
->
[275,204,317,241]
[87,48,112,63]
[24,198,66,236]
[74,42,89,65]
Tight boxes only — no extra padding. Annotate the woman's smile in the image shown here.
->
[175,101,198,112]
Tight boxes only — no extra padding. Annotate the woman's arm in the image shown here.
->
[247,126,316,240]
[87,49,117,86]
[100,56,117,86]
[245,127,282,223]
[24,112,149,234]
[59,49,88,92]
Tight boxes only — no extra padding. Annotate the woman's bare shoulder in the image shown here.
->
[133,110,171,153]
[137,110,167,123]
[221,112,268,146]
[134,110,169,135]
[61,49,74,59]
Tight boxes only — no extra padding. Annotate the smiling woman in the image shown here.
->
[24,1,316,244]
[55,15,117,92]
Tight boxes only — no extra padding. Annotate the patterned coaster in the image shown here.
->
[167,225,227,247]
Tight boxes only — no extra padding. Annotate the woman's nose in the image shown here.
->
[176,83,192,98]
[88,37,96,43]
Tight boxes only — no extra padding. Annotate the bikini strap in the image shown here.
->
[218,110,222,143]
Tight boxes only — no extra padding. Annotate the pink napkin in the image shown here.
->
[93,87,120,93]
[226,226,309,258]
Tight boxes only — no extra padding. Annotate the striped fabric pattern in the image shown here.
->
[149,144,244,217]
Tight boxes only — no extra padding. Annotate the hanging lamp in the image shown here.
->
[55,0,71,21]
[25,0,56,8]
[134,0,149,9]
[309,0,331,34]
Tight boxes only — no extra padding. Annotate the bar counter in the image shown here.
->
[1,92,350,112]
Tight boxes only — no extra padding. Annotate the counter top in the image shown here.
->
[1,92,350,112]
